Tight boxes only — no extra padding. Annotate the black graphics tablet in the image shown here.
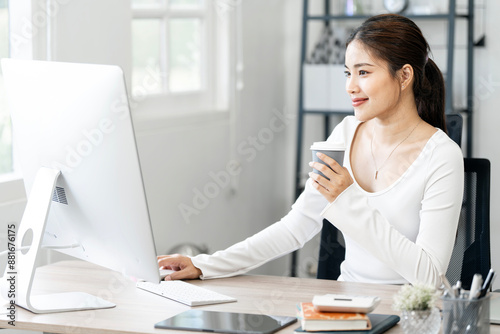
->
[155,310,297,334]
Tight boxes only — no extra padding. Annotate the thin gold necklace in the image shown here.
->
[370,119,422,180]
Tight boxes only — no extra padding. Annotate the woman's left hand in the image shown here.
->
[309,152,354,203]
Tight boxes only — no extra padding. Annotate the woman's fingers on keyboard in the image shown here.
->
[165,267,200,281]
[157,254,185,269]
[157,254,202,280]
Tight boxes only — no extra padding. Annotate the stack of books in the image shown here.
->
[295,299,400,333]
[296,302,371,332]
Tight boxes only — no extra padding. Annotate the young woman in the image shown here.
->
[157,14,464,287]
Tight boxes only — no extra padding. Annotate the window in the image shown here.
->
[131,0,230,115]
[0,0,11,175]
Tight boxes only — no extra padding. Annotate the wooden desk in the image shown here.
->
[0,260,498,334]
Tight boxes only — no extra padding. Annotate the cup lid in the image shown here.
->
[310,141,345,150]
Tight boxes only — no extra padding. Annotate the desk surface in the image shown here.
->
[1,260,499,334]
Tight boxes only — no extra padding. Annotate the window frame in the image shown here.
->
[0,0,237,193]
[0,0,50,198]
[0,0,12,177]
[131,1,230,118]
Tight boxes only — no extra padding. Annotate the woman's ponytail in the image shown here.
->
[415,58,446,132]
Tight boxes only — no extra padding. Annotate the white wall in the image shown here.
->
[473,0,500,291]
[136,1,292,276]
[49,0,132,84]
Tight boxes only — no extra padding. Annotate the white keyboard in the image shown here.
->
[136,280,237,306]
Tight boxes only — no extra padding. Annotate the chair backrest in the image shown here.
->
[446,158,491,290]
[317,158,491,288]
[445,113,463,147]
[317,219,345,280]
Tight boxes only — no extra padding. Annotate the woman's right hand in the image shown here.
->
[157,254,202,280]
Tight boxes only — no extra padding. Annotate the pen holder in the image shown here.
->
[442,294,490,334]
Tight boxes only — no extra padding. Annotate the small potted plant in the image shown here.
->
[393,283,441,334]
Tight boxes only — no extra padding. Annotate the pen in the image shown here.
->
[491,273,497,291]
[452,280,461,299]
[469,273,483,300]
[479,269,495,298]
[440,273,455,297]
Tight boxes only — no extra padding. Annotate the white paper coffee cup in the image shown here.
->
[310,141,345,179]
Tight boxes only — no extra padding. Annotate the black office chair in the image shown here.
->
[317,158,491,286]
[446,158,491,290]
[445,113,463,147]
[317,219,345,280]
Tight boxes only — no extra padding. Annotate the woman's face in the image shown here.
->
[344,40,403,122]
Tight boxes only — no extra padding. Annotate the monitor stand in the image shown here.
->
[11,167,116,314]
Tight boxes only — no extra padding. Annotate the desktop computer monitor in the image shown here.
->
[1,58,162,313]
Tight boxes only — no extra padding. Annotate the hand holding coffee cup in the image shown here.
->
[310,141,345,180]
[309,141,352,203]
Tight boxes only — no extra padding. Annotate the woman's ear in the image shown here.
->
[399,64,414,90]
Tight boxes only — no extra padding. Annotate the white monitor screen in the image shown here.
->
[2,59,161,284]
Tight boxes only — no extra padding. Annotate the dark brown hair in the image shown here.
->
[346,14,446,132]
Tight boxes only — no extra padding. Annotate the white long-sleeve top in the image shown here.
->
[191,116,464,287]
